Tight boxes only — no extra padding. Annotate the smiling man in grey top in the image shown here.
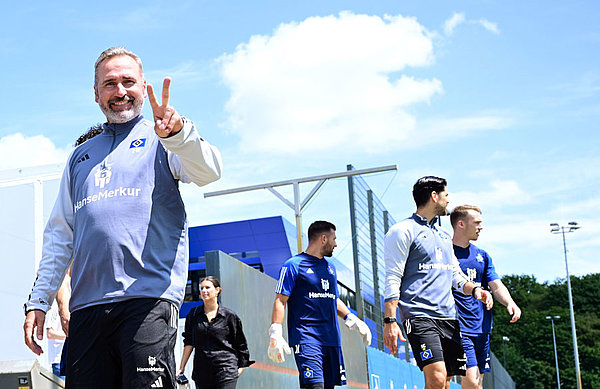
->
[23,47,222,389]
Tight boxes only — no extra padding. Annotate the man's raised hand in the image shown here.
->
[147,77,183,138]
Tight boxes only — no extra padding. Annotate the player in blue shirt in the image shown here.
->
[268,221,371,389]
[450,205,521,389]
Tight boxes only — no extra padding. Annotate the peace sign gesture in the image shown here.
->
[147,77,183,138]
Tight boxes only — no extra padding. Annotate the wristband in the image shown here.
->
[471,286,481,297]
[383,317,397,324]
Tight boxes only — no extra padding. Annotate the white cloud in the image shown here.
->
[145,61,211,87]
[443,12,499,36]
[418,113,512,146]
[219,11,442,155]
[444,12,466,36]
[75,3,193,32]
[451,179,532,211]
[0,133,70,171]
[551,197,600,219]
[477,19,500,35]
[472,210,600,281]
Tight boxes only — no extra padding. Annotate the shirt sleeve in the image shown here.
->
[330,261,340,298]
[485,253,500,284]
[275,261,298,296]
[160,117,223,187]
[231,313,254,368]
[182,306,196,347]
[24,161,75,313]
[383,223,412,301]
[452,253,471,293]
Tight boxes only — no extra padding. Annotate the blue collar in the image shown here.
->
[412,212,438,226]
[103,115,144,135]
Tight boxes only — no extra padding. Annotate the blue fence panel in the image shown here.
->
[367,347,462,389]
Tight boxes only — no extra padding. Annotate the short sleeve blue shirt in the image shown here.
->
[452,244,499,334]
[275,253,341,347]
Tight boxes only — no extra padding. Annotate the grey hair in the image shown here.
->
[94,47,143,86]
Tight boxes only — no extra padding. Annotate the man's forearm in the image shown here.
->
[489,280,516,307]
[384,299,399,319]
[462,281,477,296]
[271,295,287,324]
[336,298,350,319]
[56,275,71,318]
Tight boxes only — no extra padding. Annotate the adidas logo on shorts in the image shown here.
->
[150,376,163,388]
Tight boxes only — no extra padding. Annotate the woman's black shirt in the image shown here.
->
[183,304,253,384]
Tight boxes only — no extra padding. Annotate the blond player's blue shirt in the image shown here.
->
[453,244,499,334]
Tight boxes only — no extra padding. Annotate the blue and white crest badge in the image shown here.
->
[476,253,484,263]
[420,349,433,361]
[129,138,147,150]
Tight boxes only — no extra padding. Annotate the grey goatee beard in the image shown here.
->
[101,96,143,124]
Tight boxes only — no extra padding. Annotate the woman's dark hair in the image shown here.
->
[74,124,103,146]
[201,276,221,291]
[412,176,447,207]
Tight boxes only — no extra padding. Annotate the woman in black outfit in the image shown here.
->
[178,276,253,389]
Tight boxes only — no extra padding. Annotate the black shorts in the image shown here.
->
[403,317,466,376]
[66,298,178,389]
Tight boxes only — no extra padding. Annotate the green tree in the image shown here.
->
[489,273,600,388]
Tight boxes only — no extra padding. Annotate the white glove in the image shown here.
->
[344,312,372,346]
[268,323,291,363]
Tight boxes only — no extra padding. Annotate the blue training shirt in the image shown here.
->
[275,253,341,347]
[452,244,499,334]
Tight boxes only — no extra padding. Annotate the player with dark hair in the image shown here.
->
[383,177,493,389]
[268,221,371,389]
[412,176,448,208]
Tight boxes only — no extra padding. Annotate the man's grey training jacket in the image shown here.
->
[25,115,222,313]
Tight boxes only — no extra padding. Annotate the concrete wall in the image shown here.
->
[0,359,64,389]
[193,250,369,389]
[483,352,515,389]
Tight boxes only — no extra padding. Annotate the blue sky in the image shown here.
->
[1,1,599,283]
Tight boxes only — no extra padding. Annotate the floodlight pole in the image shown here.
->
[501,336,509,368]
[546,315,562,389]
[550,222,582,389]
[204,165,398,253]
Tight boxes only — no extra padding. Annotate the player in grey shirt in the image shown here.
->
[383,176,492,389]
